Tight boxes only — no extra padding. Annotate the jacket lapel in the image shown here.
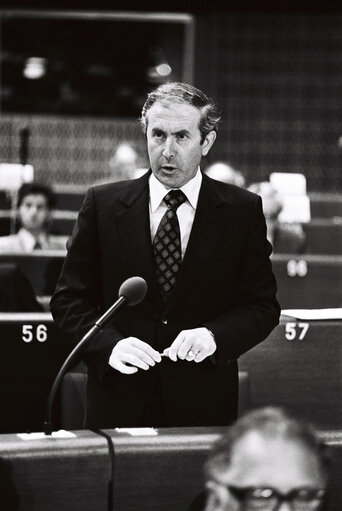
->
[165,174,232,311]
[116,171,163,309]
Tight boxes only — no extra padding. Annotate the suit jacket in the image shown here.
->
[50,171,280,427]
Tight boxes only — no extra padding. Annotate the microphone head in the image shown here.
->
[118,276,147,306]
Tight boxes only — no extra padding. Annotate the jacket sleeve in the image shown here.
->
[50,188,123,381]
[204,195,280,364]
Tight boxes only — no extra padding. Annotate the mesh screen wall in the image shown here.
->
[205,13,342,191]
[0,13,341,191]
[0,115,148,186]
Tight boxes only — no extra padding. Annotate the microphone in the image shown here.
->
[44,276,147,435]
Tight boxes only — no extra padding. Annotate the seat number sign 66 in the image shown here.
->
[22,324,48,343]
[285,322,310,341]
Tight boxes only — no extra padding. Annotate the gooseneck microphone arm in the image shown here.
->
[44,277,147,435]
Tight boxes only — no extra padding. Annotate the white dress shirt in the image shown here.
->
[0,228,67,252]
[149,169,202,258]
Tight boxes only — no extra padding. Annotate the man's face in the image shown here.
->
[19,193,50,234]
[206,431,326,511]
[146,101,216,189]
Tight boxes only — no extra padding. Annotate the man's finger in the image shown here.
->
[130,338,162,363]
[123,353,150,371]
[194,351,207,363]
[168,332,186,361]
[109,358,138,374]
[177,339,194,360]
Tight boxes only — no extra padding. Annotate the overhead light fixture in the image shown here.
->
[23,57,47,80]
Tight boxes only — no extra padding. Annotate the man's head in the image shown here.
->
[140,82,220,189]
[205,162,246,188]
[17,182,56,235]
[204,407,328,511]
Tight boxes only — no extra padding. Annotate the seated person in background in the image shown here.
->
[191,406,329,511]
[204,162,246,188]
[248,181,306,253]
[0,182,67,252]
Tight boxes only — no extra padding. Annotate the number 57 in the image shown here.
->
[285,322,309,341]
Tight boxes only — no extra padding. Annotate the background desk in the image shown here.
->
[1,428,340,511]
[0,313,71,433]
[0,252,65,296]
[104,427,224,511]
[239,316,342,429]
[0,430,110,511]
[272,254,342,308]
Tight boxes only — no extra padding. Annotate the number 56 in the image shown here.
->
[22,324,48,343]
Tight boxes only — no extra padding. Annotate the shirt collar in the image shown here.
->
[149,168,202,212]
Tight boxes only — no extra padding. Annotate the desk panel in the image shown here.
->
[0,252,65,296]
[0,430,109,511]
[0,211,76,237]
[272,255,342,308]
[105,427,224,511]
[239,319,342,429]
[0,313,71,433]
[309,193,342,218]
[303,220,342,255]
[102,427,342,511]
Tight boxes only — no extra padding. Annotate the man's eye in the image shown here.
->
[153,132,164,139]
[177,134,187,141]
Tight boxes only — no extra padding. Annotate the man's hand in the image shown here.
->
[109,337,162,374]
[167,328,216,363]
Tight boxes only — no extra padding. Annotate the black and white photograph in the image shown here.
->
[0,1,341,509]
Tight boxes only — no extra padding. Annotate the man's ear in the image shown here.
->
[201,131,217,156]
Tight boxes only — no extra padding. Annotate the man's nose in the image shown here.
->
[162,137,175,159]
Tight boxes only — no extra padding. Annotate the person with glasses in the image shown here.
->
[191,407,328,511]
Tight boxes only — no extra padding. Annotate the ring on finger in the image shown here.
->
[187,350,195,358]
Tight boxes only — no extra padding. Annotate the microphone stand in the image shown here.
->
[44,296,126,435]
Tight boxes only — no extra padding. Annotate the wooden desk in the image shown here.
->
[239,317,342,429]
[272,254,342,308]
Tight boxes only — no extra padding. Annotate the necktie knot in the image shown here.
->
[164,190,186,211]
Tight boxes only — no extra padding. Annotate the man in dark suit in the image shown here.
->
[50,82,280,428]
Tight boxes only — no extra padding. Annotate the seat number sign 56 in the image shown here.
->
[22,324,48,343]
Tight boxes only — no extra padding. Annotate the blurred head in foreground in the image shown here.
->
[204,407,328,511]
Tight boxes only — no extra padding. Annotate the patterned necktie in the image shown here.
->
[153,189,187,299]
[33,240,42,250]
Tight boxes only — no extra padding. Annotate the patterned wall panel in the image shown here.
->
[0,114,148,186]
[207,13,342,191]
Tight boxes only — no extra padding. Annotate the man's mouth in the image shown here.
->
[161,165,176,172]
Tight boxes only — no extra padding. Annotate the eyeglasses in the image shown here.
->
[207,481,326,511]
[228,485,326,510]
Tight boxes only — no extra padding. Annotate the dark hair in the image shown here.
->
[17,182,56,210]
[140,82,221,144]
[204,407,329,482]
